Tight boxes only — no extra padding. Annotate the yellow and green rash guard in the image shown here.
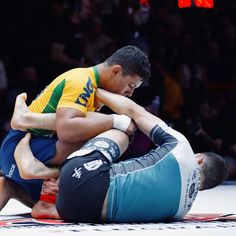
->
[28,66,100,137]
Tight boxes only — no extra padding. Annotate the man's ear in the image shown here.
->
[111,65,122,76]
[197,155,204,165]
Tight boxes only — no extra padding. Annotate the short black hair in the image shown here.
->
[200,152,229,190]
[105,45,151,81]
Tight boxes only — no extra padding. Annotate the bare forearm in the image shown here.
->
[57,113,114,142]
[96,89,166,137]
[96,89,142,118]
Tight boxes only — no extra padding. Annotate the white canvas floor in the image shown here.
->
[1,181,236,236]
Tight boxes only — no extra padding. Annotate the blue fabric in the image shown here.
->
[106,153,181,223]
[0,129,57,201]
[106,124,182,223]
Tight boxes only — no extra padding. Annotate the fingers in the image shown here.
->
[125,120,137,136]
[42,178,59,196]
[42,186,59,196]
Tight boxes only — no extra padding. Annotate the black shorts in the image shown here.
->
[56,151,110,223]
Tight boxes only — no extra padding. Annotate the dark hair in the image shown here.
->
[200,152,229,190]
[105,45,151,81]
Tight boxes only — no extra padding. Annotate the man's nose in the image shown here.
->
[125,91,132,97]
[127,88,135,97]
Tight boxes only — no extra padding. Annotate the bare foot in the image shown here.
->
[31,200,60,219]
[11,93,29,130]
[14,133,60,179]
[14,133,33,176]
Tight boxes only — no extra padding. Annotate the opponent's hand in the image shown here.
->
[41,178,59,196]
[125,120,137,136]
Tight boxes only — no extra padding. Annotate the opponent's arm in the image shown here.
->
[96,89,166,138]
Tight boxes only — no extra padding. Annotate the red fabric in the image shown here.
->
[40,194,56,204]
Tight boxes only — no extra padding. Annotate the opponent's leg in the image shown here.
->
[11,93,56,131]
[14,133,60,179]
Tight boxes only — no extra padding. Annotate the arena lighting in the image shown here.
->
[178,0,214,8]
[178,0,191,8]
[195,0,214,8]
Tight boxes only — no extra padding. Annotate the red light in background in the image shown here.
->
[178,0,214,8]
[140,0,150,7]
[195,0,214,8]
[178,0,191,8]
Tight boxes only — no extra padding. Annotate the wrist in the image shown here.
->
[112,114,131,132]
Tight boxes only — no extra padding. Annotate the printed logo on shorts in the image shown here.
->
[84,159,103,171]
[72,167,82,179]
[6,164,16,178]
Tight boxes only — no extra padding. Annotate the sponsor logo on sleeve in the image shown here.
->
[75,78,94,107]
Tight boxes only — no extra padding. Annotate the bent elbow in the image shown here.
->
[57,131,70,143]
[128,104,145,117]
[56,121,87,142]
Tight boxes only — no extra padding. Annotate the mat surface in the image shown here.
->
[0,182,236,235]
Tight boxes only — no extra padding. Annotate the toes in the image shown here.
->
[18,92,27,101]
[19,133,31,145]
[24,133,31,142]
[22,93,27,101]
